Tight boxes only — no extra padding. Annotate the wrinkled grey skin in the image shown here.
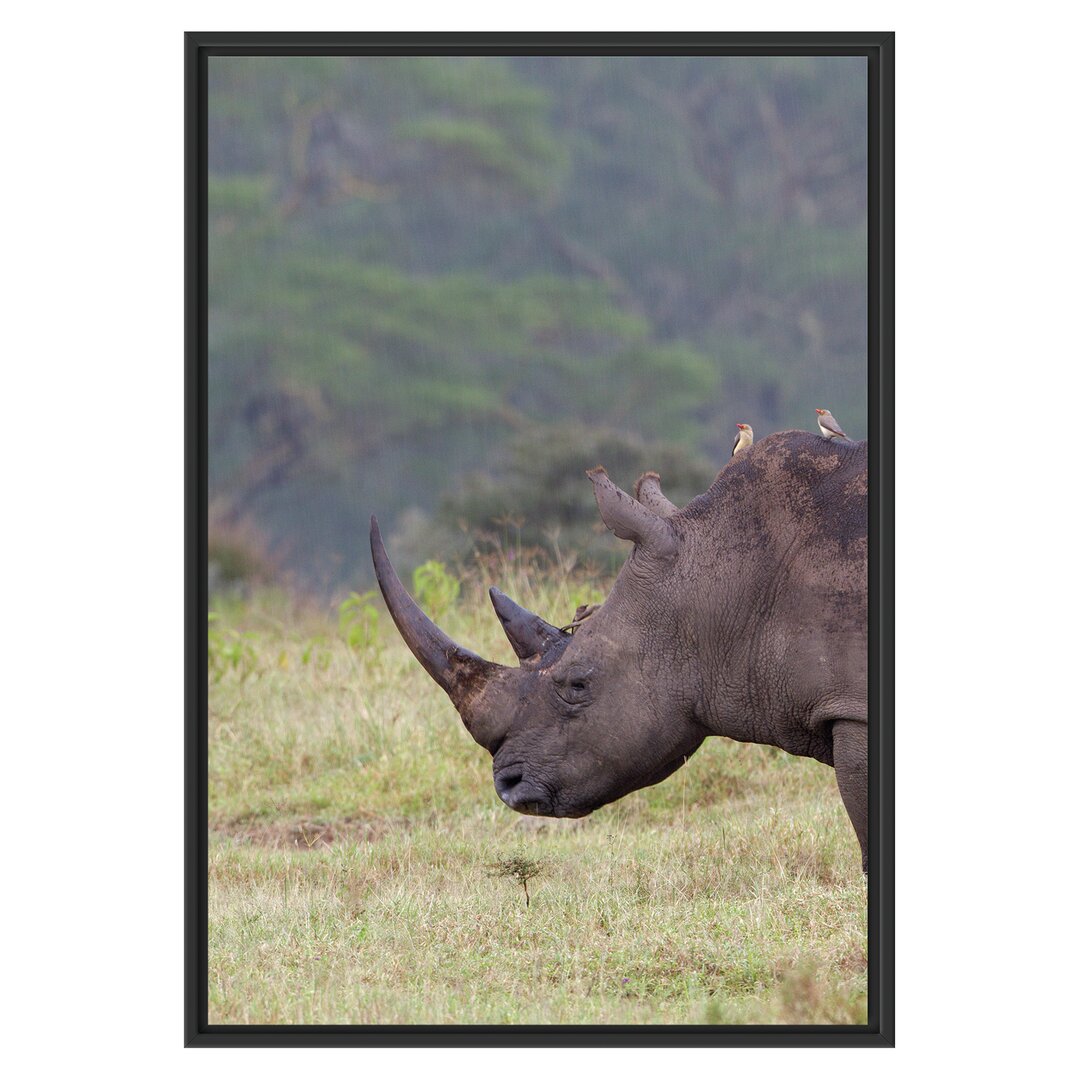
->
[371,430,868,870]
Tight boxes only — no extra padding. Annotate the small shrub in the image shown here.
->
[488,854,543,908]
[412,561,460,621]
[338,590,380,653]
[208,612,259,682]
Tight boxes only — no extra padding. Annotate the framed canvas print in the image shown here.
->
[186,31,893,1046]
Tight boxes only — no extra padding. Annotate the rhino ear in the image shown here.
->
[634,471,678,519]
[587,467,679,559]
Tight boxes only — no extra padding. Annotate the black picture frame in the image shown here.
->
[186,30,894,1047]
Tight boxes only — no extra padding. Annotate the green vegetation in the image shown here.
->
[207,56,868,593]
[337,591,380,653]
[208,563,867,1025]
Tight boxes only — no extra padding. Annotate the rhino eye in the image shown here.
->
[556,673,591,707]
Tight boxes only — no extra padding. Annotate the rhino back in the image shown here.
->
[676,431,867,755]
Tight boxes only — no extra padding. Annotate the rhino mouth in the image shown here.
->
[493,765,598,817]
[493,748,695,818]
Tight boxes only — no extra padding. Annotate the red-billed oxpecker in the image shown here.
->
[815,408,849,441]
[732,423,754,457]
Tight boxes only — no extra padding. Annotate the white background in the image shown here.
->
[4,2,1075,1073]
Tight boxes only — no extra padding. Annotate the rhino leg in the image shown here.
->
[832,720,868,873]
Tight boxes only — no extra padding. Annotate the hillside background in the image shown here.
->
[207,55,868,595]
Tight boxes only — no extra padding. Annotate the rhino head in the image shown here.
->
[370,466,707,818]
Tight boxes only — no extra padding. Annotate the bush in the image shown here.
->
[207,612,259,682]
[338,591,380,652]
[412,561,461,621]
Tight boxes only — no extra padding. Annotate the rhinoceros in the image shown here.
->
[370,430,869,870]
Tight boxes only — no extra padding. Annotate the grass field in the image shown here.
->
[208,564,867,1025]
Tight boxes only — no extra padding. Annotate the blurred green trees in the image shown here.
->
[207,55,866,593]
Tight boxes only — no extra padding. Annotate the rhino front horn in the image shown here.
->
[489,587,567,661]
[369,516,504,708]
[587,467,679,559]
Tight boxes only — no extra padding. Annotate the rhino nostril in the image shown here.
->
[495,769,523,798]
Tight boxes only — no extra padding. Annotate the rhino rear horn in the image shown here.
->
[634,471,678,519]
[489,587,567,660]
[370,516,504,707]
[587,467,679,559]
